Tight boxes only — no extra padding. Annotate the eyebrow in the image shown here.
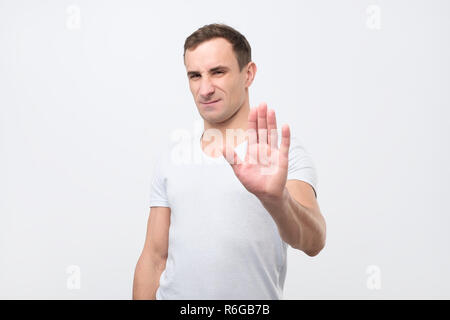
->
[187,65,230,77]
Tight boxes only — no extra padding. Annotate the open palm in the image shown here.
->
[222,103,291,201]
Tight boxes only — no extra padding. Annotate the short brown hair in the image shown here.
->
[184,23,252,71]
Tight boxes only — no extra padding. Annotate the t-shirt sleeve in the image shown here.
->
[148,148,170,208]
[287,135,318,199]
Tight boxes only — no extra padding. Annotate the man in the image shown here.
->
[133,23,326,300]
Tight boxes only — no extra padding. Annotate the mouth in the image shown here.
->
[200,99,221,106]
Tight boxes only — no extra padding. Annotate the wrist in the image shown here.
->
[258,187,290,208]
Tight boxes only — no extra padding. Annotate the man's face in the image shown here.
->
[184,38,248,124]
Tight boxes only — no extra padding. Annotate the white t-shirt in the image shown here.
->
[148,126,318,300]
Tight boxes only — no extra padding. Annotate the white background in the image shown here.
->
[1,0,449,299]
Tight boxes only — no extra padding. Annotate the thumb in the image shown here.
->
[222,144,240,166]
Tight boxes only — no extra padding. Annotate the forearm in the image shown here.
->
[132,253,167,300]
[259,187,326,256]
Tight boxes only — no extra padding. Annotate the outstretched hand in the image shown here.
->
[222,102,291,201]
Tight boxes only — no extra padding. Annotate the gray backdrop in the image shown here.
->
[1,0,449,299]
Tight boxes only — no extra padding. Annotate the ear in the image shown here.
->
[244,61,257,88]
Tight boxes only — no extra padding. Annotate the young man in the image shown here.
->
[133,23,326,300]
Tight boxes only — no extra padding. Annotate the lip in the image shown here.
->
[200,99,221,106]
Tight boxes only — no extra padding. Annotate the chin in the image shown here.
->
[201,113,228,124]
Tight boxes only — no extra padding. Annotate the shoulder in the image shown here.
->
[286,131,318,192]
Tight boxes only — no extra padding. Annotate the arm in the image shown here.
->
[221,103,326,257]
[132,206,171,300]
[259,180,326,256]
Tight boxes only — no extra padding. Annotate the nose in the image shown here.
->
[198,76,215,100]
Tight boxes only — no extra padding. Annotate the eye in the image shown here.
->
[189,74,200,79]
[213,70,224,75]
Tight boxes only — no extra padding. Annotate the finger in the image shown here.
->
[257,102,268,145]
[247,107,258,164]
[247,107,258,144]
[279,123,290,160]
[267,108,278,150]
